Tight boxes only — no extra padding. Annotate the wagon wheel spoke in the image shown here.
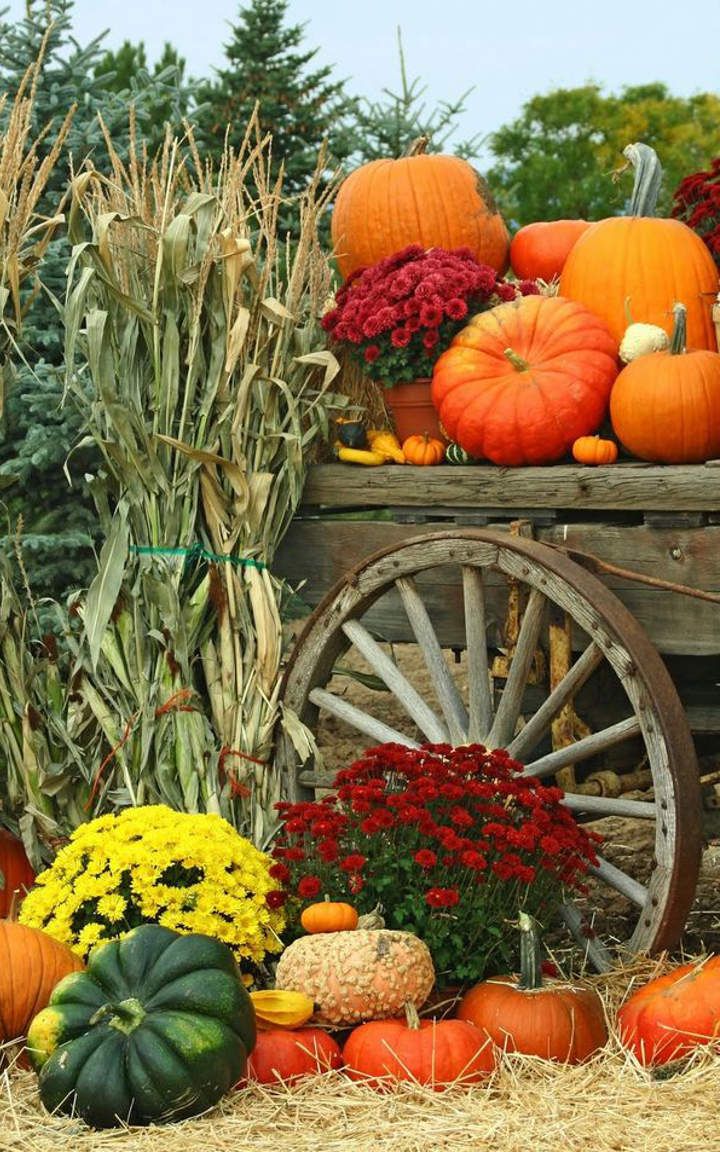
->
[396,575,469,743]
[521,716,642,779]
[487,585,547,748]
[278,528,702,968]
[507,641,604,762]
[462,565,493,742]
[307,687,419,749]
[341,618,449,742]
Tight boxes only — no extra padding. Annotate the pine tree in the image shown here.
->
[194,0,357,217]
[0,1,195,598]
[93,40,196,152]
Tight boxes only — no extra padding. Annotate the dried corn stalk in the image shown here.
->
[59,113,342,843]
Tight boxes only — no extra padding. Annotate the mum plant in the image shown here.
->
[672,156,720,268]
[272,743,600,985]
[320,244,538,384]
[19,804,286,964]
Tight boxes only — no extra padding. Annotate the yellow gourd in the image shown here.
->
[249,989,315,1030]
[366,428,406,463]
[335,444,387,465]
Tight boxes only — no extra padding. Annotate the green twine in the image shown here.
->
[129,543,266,570]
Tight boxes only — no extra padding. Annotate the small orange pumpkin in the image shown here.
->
[571,435,619,465]
[617,956,720,1066]
[610,302,720,463]
[456,913,608,1064]
[510,219,591,282]
[402,433,446,466]
[300,900,359,934]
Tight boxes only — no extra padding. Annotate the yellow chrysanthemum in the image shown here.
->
[19,804,285,961]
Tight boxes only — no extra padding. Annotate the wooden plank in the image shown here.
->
[301,463,720,512]
[274,520,720,656]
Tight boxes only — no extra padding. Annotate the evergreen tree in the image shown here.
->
[0,1,195,598]
[93,40,196,152]
[194,0,358,221]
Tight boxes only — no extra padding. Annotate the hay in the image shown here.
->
[3,961,719,1152]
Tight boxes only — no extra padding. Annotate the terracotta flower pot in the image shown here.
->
[383,378,446,444]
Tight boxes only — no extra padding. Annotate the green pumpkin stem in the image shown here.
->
[91,996,147,1035]
[669,303,688,355]
[404,1000,422,1030]
[517,911,544,991]
[504,347,529,372]
[619,142,663,218]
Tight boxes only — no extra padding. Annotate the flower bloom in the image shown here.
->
[297,875,323,899]
[414,849,438,870]
[339,854,368,872]
[425,887,461,908]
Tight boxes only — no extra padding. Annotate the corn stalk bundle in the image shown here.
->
[45,114,341,846]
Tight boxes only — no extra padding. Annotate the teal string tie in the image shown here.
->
[129,543,266,570]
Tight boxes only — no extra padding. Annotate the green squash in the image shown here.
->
[445,442,478,465]
[27,924,256,1128]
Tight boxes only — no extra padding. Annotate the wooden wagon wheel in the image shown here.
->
[276,529,702,969]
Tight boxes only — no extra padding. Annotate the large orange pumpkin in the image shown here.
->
[0,920,84,1043]
[330,137,509,280]
[456,913,608,1063]
[343,1001,496,1089]
[510,219,591,282]
[560,143,719,349]
[0,828,35,918]
[617,956,720,1066]
[610,302,720,463]
[431,293,619,465]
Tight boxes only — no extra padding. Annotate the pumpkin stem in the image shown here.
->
[517,911,544,991]
[669,303,688,355]
[404,135,430,157]
[403,1000,422,1030]
[614,142,663,218]
[503,347,529,372]
[91,996,147,1035]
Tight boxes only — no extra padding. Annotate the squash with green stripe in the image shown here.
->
[26,924,256,1128]
[445,442,478,465]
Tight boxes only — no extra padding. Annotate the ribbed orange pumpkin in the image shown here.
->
[274,929,435,1027]
[617,956,720,1066]
[456,914,608,1063]
[330,137,509,280]
[571,435,619,465]
[300,900,359,934]
[610,302,720,463]
[510,219,591,282]
[0,828,35,917]
[0,921,84,1042]
[431,294,619,465]
[560,143,719,349]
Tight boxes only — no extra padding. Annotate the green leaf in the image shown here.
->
[84,506,129,670]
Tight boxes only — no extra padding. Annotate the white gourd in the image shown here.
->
[619,322,670,363]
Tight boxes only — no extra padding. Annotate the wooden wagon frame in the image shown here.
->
[274,461,720,971]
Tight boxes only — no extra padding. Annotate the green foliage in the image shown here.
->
[347,28,482,161]
[487,83,720,226]
[194,0,357,216]
[0,1,196,599]
[93,39,197,151]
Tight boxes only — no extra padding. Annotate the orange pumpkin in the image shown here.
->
[0,828,35,918]
[431,294,618,466]
[401,433,446,466]
[0,921,84,1043]
[560,143,719,350]
[571,435,619,465]
[246,1027,343,1084]
[510,219,591,282]
[610,302,720,463]
[330,137,509,280]
[617,956,720,1066]
[343,1001,496,1089]
[301,900,359,934]
[274,928,435,1027]
[456,914,608,1063]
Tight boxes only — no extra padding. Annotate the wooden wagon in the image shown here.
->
[274,461,720,970]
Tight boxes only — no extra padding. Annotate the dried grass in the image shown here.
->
[2,962,718,1152]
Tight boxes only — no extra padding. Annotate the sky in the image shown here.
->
[3,0,720,164]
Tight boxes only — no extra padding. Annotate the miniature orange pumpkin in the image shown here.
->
[330,137,509,280]
[343,1000,496,1089]
[0,828,35,918]
[431,294,618,465]
[246,1027,343,1084]
[510,219,591,282]
[571,436,619,465]
[0,921,84,1043]
[402,433,446,466]
[610,302,720,463]
[617,956,720,1066]
[456,914,608,1063]
[274,928,435,1027]
[300,900,359,934]
[560,143,718,350]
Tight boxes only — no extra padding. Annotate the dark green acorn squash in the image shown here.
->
[27,924,256,1128]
